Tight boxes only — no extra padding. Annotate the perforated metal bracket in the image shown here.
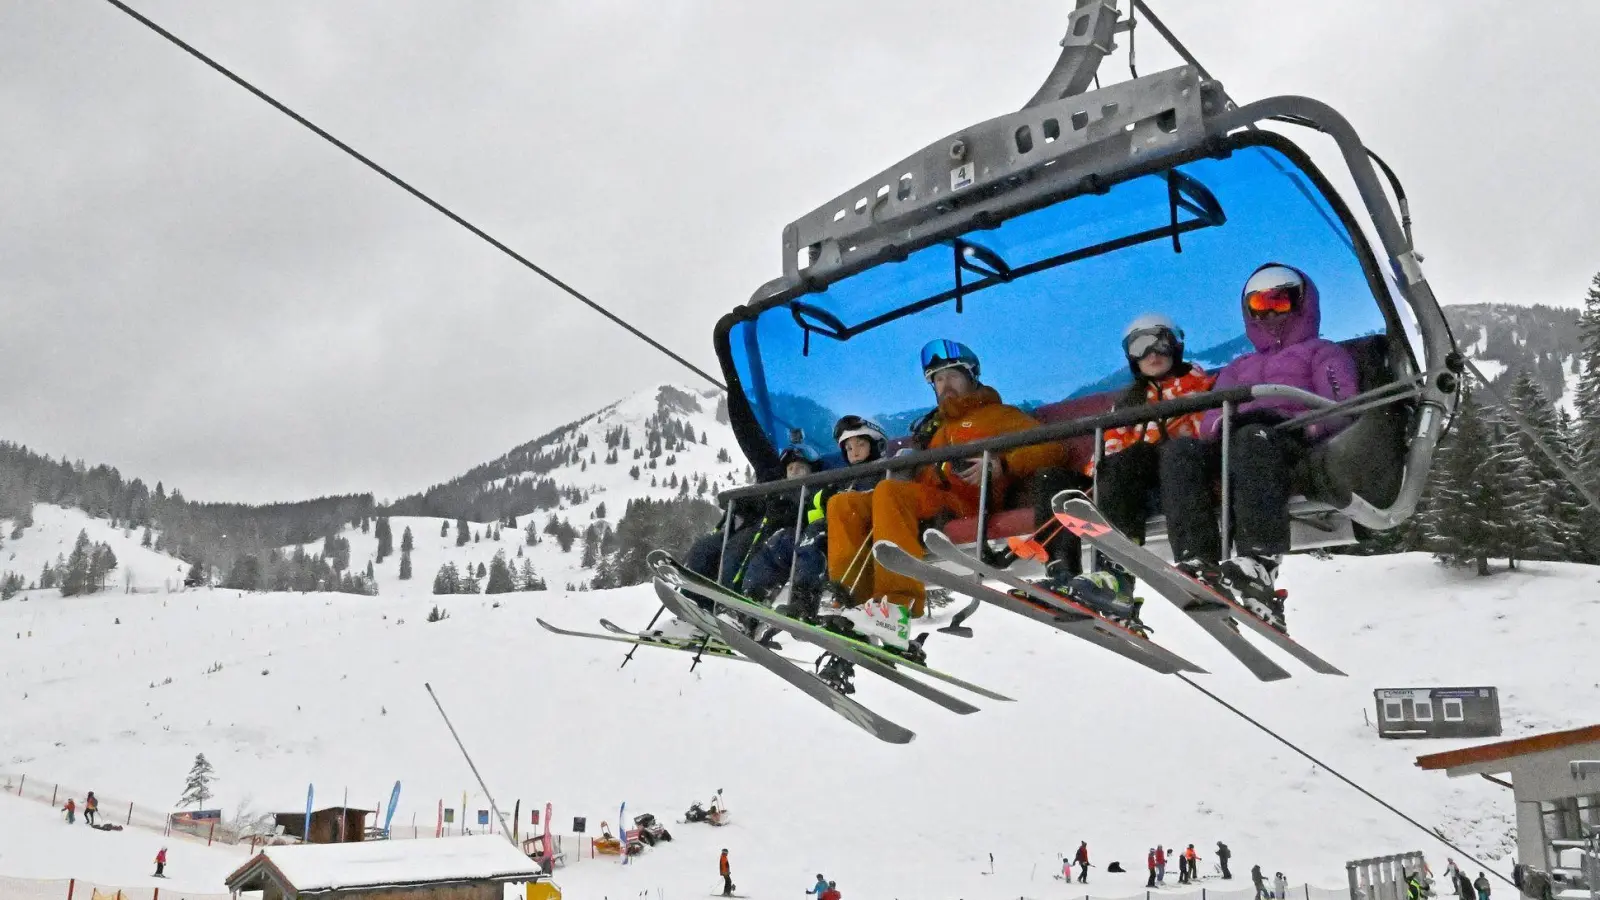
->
[1022,0,1127,110]
[779,65,1216,289]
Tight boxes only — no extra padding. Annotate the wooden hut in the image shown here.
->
[273,807,374,844]
[225,833,547,899]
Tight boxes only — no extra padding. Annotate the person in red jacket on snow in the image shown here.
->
[718,849,734,897]
[819,881,841,900]
[1074,841,1090,883]
[154,847,168,877]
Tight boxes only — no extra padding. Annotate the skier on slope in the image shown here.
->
[62,798,76,824]
[1057,314,1214,611]
[84,791,99,826]
[824,340,1065,657]
[1147,849,1158,888]
[1275,871,1290,900]
[1217,841,1232,879]
[1473,872,1490,900]
[1155,845,1168,884]
[1074,841,1090,883]
[807,873,829,896]
[154,847,167,877]
[820,881,841,900]
[1162,263,1359,631]
[718,848,734,897]
[1182,844,1200,883]
[1252,864,1267,900]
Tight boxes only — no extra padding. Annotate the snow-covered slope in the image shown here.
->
[355,383,747,590]
[3,547,1596,898]
[0,503,190,596]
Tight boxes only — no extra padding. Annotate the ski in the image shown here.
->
[651,550,1014,703]
[650,579,916,744]
[599,617,729,649]
[1051,491,1344,678]
[536,618,755,662]
[878,538,1203,676]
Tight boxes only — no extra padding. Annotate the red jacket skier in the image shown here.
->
[1074,841,1090,883]
[819,882,840,900]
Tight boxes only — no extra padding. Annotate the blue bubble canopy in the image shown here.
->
[715,133,1414,475]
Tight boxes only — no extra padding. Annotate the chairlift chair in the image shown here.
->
[711,0,1459,556]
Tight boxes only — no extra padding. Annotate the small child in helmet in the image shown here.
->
[748,416,888,616]
[1062,313,1213,616]
[681,443,822,603]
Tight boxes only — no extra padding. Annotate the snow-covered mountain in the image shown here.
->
[1447,302,1584,411]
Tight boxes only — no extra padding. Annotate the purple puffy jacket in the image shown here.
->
[1199,264,1359,441]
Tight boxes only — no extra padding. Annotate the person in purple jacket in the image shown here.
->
[1159,262,1358,629]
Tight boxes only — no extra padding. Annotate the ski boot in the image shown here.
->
[775,581,823,624]
[820,591,928,664]
[1218,555,1288,632]
[1043,566,1150,637]
[814,653,856,694]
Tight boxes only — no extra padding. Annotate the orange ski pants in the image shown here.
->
[827,479,974,617]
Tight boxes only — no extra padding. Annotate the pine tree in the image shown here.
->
[401,525,414,554]
[178,753,216,809]
[141,527,153,548]
[475,561,487,579]
[455,517,469,547]
[1422,390,1514,575]
[60,530,92,596]
[432,562,460,594]
[440,520,449,538]
[485,552,515,594]
[1498,371,1583,560]
[375,517,393,562]
[399,548,413,581]
[1573,271,1600,559]
[186,558,206,587]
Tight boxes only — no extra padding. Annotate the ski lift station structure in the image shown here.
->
[711,0,1461,560]
[1417,725,1600,900]
[1375,686,1502,740]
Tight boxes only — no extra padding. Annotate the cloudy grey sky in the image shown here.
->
[2,1,1596,503]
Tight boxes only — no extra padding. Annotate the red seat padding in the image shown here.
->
[941,507,1040,544]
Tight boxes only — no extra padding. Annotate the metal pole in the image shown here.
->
[1219,401,1233,558]
[975,450,994,565]
[423,683,517,848]
[715,501,736,586]
[1088,426,1105,572]
[785,485,807,593]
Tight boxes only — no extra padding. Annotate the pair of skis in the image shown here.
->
[1049,491,1345,680]
[651,550,1017,743]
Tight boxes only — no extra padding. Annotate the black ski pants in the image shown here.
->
[1148,867,1158,888]
[722,873,734,896]
[1024,467,1092,571]
[1100,439,1222,564]
[1221,858,1232,879]
[1159,426,1307,562]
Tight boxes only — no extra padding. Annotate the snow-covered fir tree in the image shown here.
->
[178,753,216,809]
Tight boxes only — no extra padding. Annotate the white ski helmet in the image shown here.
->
[1122,312,1185,361]
[832,415,888,459]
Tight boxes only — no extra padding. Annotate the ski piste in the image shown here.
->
[878,535,1203,676]
[1051,491,1346,678]
[651,550,1013,703]
[536,618,755,663]
[650,578,916,744]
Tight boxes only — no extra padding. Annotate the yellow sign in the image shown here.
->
[527,881,563,900]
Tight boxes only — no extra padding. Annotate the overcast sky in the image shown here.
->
[2,1,1596,504]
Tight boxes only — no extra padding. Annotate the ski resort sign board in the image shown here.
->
[1374,686,1501,739]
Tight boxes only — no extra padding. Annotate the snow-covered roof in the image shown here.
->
[227,834,542,893]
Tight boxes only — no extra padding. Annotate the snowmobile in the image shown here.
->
[644,0,1461,741]
[682,791,730,827]
[632,813,672,845]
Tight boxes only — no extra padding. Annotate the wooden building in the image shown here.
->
[1375,686,1502,739]
[225,833,548,899]
[273,807,374,844]
[1417,723,1600,900]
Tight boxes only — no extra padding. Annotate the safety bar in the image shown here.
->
[1273,378,1423,432]
[718,383,1334,505]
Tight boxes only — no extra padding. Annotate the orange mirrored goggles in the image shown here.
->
[1245,286,1299,315]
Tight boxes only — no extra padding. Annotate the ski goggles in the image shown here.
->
[1244,285,1300,316]
[1123,327,1178,360]
[920,339,977,378]
[833,415,881,444]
